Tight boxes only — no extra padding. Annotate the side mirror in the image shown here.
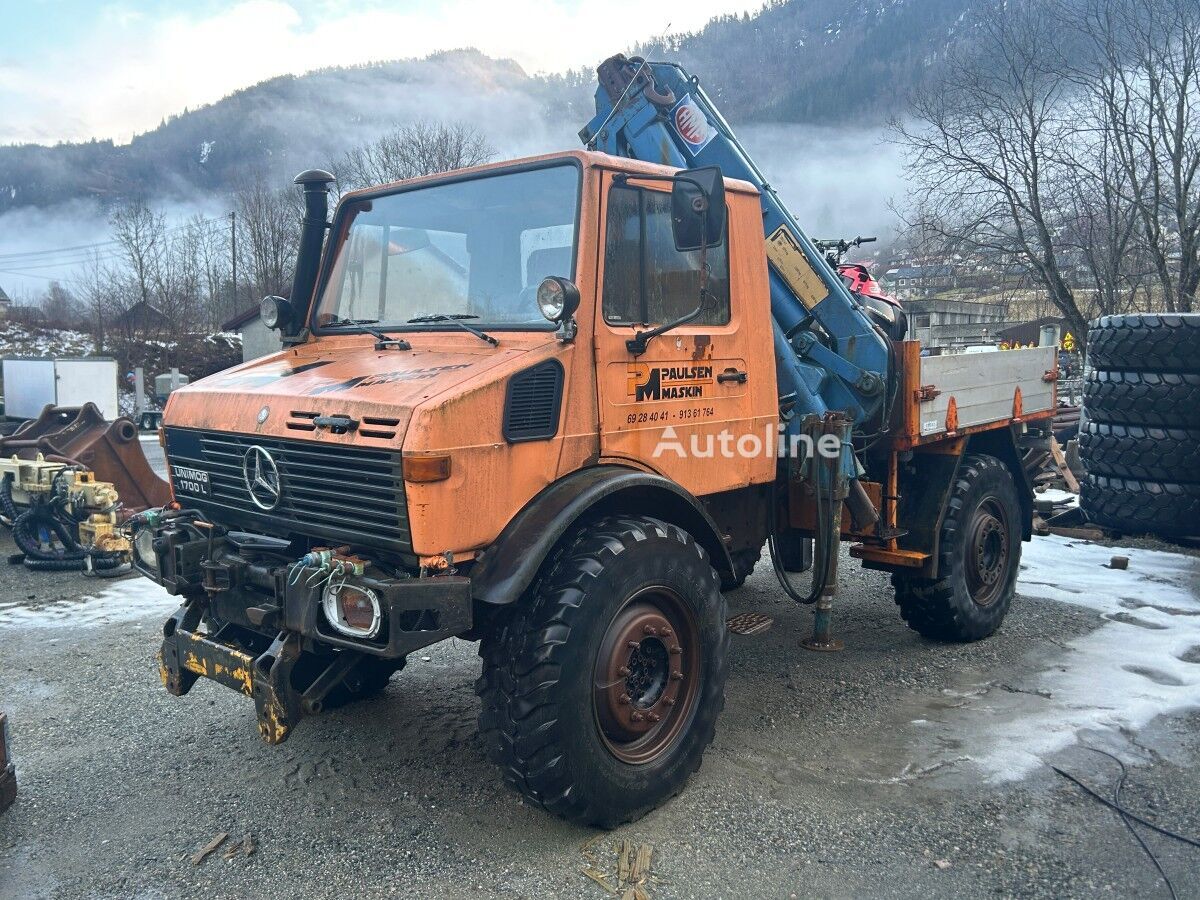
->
[671,166,726,252]
[260,295,294,332]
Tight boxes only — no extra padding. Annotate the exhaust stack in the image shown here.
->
[285,168,335,343]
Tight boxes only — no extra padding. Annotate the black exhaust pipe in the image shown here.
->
[283,168,335,344]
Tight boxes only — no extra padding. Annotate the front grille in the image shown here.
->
[164,428,411,555]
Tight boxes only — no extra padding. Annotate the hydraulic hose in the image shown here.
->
[10,504,125,572]
[767,472,838,605]
[0,474,19,527]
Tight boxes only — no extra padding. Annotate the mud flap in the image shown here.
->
[159,598,306,745]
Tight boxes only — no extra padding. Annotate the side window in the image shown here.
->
[602,184,730,326]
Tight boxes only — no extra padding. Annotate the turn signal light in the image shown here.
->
[402,454,451,483]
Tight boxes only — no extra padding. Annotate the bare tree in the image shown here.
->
[1054,80,1150,317]
[1073,0,1200,313]
[40,280,82,327]
[109,200,163,313]
[76,252,122,350]
[336,121,493,192]
[233,174,301,306]
[892,1,1091,342]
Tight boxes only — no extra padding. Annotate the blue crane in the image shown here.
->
[581,55,894,432]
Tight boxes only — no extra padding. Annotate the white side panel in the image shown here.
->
[53,359,119,420]
[917,347,1056,437]
[2,359,57,419]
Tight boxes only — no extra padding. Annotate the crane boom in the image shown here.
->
[581,55,892,430]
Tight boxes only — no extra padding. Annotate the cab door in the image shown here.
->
[594,171,775,496]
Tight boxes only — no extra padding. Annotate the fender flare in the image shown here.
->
[470,465,737,606]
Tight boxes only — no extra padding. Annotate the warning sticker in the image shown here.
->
[670,94,716,155]
[765,225,828,310]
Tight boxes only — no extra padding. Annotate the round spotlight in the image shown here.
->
[133,528,159,571]
[536,276,580,323]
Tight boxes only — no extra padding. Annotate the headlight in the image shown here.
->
[133,528,159,571]
[259,295,293,331]
[322,583,382,639]
[536,276,581,323]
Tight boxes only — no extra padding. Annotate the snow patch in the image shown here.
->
[0,577,175,630]
[950,535,1200,781]
[1034,487,1078,508]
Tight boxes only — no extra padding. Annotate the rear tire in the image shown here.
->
[305,655,406,709]
[476,515,729,828]
[893,454,1021,642]
[725,544,762,590]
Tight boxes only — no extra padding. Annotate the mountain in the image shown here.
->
[0,0,979,214]
[636,0,979,122]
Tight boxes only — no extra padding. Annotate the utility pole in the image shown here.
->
[230,211,238,313]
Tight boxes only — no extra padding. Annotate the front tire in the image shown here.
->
[892,454,1022,642]
[476,515,729,828]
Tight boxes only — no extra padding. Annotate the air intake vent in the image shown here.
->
[286,410,319,432]
[360,415,401,440]
[503,360,564,443]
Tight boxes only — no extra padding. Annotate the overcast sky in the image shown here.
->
[0,0,756,146]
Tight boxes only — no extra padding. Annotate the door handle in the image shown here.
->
[717,369,748,384]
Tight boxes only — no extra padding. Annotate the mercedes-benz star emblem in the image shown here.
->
[242,445,282,511]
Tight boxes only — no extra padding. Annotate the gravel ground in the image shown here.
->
[2,526,1199,898]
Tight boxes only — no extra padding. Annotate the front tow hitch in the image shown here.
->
[159,597,321,744]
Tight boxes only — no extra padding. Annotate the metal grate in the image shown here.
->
[164,428,411,554]
[503,360,564,442]
[726,612,774,636]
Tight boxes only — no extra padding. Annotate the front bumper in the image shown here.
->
[141,515,471,743]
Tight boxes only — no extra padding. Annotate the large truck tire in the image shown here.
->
[324,657,406,707]
[892,454,1021,642]
[287,652,406,711]
[724,544,762,590]
[1079,421,1200,483]
[476,515,729,828]
[1082,370,1200,428]
[1079,474,1200,537]
[1086,313,1200,372]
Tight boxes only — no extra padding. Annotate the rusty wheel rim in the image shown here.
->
[965,496,1010,608]
[593,586,701,765]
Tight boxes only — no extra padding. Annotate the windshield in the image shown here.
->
[315,164,579,331]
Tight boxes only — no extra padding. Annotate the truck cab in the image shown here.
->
[157,150,775,583]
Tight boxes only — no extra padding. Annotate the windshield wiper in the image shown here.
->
[324,317,411,351]
[406,313,499,347]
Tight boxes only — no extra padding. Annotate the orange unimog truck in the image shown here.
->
[133,57,1056,828]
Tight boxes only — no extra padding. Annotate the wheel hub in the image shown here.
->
[965,498,1010,607]
[593,589,699,764]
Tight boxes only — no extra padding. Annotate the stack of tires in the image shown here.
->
[1079,313,1200,539]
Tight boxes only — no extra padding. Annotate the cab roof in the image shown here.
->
[338,149,761,201]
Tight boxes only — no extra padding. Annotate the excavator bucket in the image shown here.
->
[0,403,170,515]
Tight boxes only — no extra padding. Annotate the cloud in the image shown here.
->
[0,0,757,145]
